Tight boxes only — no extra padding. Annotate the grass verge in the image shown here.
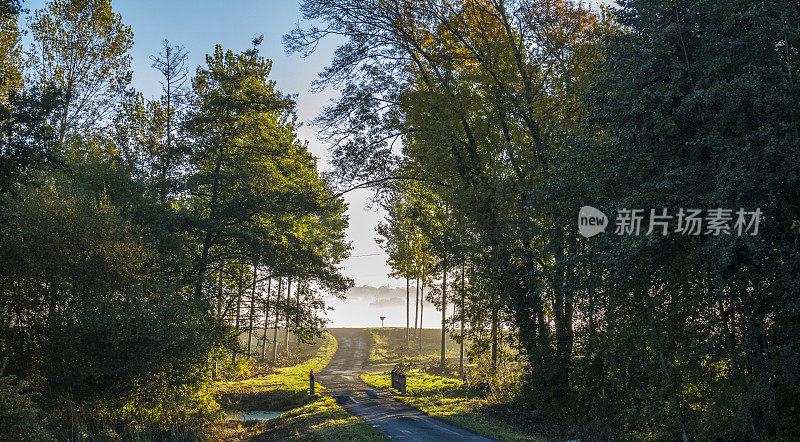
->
[210,396,387,441]
[209,332,385,441]
[215,333,336,411]
[360,370,541,441]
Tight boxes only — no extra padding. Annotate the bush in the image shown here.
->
[0,371,52,441]
[45,372,222,440]
[463,356,519,403]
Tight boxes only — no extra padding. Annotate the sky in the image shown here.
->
[19,0,614,327]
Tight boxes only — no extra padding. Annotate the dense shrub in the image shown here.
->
[0,371,51,441]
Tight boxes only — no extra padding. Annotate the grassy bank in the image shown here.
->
[215,332,337,411]
[209,332,384,441]
[210,396,387,441]
[368,327,467,365]
[361,370,540,441]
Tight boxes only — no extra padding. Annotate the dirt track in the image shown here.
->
[317,328,496,442]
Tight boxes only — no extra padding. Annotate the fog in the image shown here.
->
[324,285,440,328]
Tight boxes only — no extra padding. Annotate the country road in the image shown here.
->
[317,329,496,442]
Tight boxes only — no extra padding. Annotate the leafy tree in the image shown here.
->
[0,371,51,441]
[288,0,605,402]
[376,181,420,350]
[0,180,224,409]
[185,42,350,313]
[0,0,21,18]
[556,0,800,438]
[0,85,63,198]
[27,0,133,146]
[0,1,23,100]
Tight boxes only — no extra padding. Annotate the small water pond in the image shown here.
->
[225,411,284,422]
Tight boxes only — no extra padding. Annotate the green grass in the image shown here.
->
[367,327,467,365]
[215,332,337,411]
[361,370,542,442]
[209,332,384,441]
[223,396,387,441]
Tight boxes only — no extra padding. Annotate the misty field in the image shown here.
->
[367,327,469,366]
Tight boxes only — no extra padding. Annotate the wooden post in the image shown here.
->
[309,370,315,396]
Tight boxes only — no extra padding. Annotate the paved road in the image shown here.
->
[317,328,496,442]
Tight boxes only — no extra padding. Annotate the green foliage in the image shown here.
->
[27,0,133,143]
[0,85,63,197]
[0,0,350,439]
[540,0,800,438]
[0,0,22,19]
[0,179,227,434]
[0,370,52,441]
[184,43,351,304]
[0,5,24,99]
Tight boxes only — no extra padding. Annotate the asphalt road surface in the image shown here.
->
[317,328,496,442]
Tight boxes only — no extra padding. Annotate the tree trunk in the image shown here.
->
[406,277,410,350]
[441,265,447,368]
[247,265,257,358]
[420,274,425,353]
[284,277,292,354]
[460,261,466,378]
[554,238,575,387]
[294,280,302,353]
[261,277,272,359]
[272,277,283,360]
[233,272,242,364]
[491,296,498,373]
[414,277,420,340]
[212,271,222,381]
[193,142,225,307]
[295,280,302,329]
[161,69,172,203]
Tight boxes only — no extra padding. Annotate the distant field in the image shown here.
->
[366,327,469,365]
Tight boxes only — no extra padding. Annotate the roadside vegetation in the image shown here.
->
[215,332,336,412]
[361,369,536,441]
[225,397,387,442]
[210,332,385,441]
[363,328,532,441]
